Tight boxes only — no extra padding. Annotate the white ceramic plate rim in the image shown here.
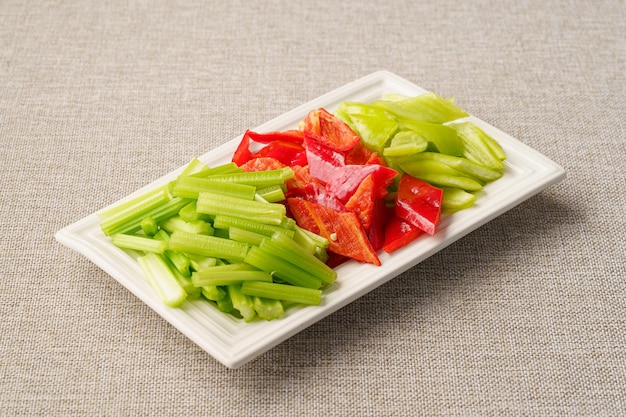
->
[55,70,566,368]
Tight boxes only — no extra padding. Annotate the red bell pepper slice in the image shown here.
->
[250,140,307,167]
[232,131,253,166]
[345,140,380,165]
[395,174,443,236]
[287,197,381,266]
[245,129,304,145]
[240,156,287,173]
[326,164,397,203]
[303,108,361,152]
[383,211,424,253]
[367,198,387,252]
[287,183,347,213]
[345,173,377,232]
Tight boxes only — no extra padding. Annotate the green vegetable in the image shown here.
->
[137,252,187,307]
[241,281,322,306]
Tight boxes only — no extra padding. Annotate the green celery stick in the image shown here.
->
[441,187,478,212]
[110,234,167,254]
[215,291,234,313]
[137,253,187,307]
[197,192,286,225]
[227,227,267,246]
[244,246,322,289]
[205,168,294,188]
[201,285,226,301]
[185,253,217,271]
[241,281,322,306]
[255,185,286,203]
[261,232,337,284]
[372,92,469,124]
[140,216,159,237]
[102,197,191,236]
[172,176,256,200]
[228,284,257,322]
[212,215,295,238]
[168,230,250,263]
[253,297,284,321]
[159,215,214,235]
[179,157,211,177]
[99,185,171,236]
[178,201,212,222]
[193,162,243,178]
[153,230,192,277]
[191,263,271,287]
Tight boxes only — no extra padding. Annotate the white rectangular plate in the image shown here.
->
[55,71,566,368]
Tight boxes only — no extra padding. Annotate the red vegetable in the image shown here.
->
[287,197,381,266]
[245,129,304,145]
[394,174,443,236]
[303,108,361,152]
[383,211,424,253]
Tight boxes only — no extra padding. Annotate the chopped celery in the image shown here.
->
[102,197,191,236]
[244,246,322,289]
[261,232,337,284]
[241,281,322,306]
[153,230,192,277]
[99,185,172,236]
[194,162,243,178]
[197,192,286,225]
[185,253,218,272]
[168,230,250,263]
[205,168,294,188]
[201,285,226,301]
[212,215,295,238]
[228,284,257,322]
[159,215,214,235]
[137,253,187,307]
[253,297,284,321]
[227,227,267,246]
[110,234,167,254]
[255,184,286,203]
[179,157,211,177]
[172,176,256,200]
[191,264,271,287]
[178,201,212,223]
[140,216,159,237]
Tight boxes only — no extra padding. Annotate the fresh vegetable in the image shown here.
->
[100,89,508,321]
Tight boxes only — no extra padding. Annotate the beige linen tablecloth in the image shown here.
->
[1,1,624,415]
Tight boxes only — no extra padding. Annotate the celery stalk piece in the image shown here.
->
[191,263,270,287]
[449,122,506,170]
[185,253,217,272]
[241,281,322,306]
[212,215,295,238]
[192,162,243,178]
[227,227,267,246]
[255,185,286,203]
[228,284,257,322]
[140,216,159,237]
[441,187,478,212]
[110,234,167,254]
[253,297,284,321]
[403,152,503,182]
[196,192,286,225]
[382,131,429,157]
[179,157,211,177]
[99,185,171,236]
[159,215,214,235]
[168,230,250,263]
[244,246,322,289]
[372,92,469,124]
[178,201,212,223]
[204,169,291,188]
[137,253,187,307]
[201,285,226,301]
[102,197,192,236]
[293,225,329,252]
[262,232,337,284]
[172,176,256,200]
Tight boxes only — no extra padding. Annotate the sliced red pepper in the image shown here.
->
[287,197,381,266]
[232,131,253,166]
[395,174,443,236]
[240,156,287,173]
[345,140,380,165]
[245,129,304,145]
[303,108,361,152]
[344,174,376,232]
[326,163,397,203]
[250,140,307,167]
[287,183,347,213]
[367,198,387,252]
[383,210,424,253]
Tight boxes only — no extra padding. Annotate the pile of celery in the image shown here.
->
[98,159,336,322]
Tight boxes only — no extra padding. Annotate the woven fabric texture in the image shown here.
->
[1,1,624,416]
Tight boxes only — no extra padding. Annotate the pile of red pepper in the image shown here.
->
[232,108,443,266]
